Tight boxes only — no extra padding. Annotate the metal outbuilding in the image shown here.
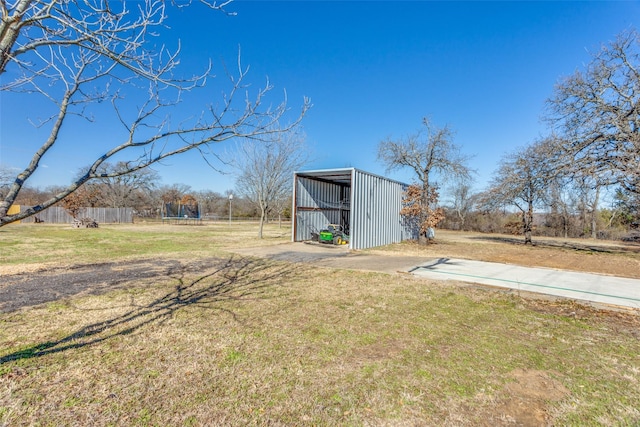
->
[292,168,417,250]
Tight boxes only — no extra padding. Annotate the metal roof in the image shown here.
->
[294,168,408,187]
[294,168,354,185]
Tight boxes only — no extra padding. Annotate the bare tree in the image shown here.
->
[0,0,310,226]
[482,139,554,245]
[377,117,472,244]
[572,175,604,238]
[544,177,576,238]
[546,29,640,196]
[96,162,160,208]
[232,130,307,238]
[445,178,477,231]
[194,190,225,219]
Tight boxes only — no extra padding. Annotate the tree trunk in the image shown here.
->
[590,186,600,239]
[456,209,465,231]
[562,205,569,238]
[523,206,533,245]
[419,181,430,245]
[258,206,266,239]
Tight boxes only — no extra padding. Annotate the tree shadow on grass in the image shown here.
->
[0,259,187,313]
[469,235,640,255]
[0,255,301,365]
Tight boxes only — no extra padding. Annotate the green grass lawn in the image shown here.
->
[1,223,639,426]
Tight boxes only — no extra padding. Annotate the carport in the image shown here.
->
[292,168,416,250]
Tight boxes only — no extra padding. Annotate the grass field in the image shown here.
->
[1,222,639,426]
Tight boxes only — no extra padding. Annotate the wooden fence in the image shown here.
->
[19,206,133,224]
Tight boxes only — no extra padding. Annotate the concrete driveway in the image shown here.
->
[232,242,640,311]
[411,258,640,311]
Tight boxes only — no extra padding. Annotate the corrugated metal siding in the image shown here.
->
[296,176,343,210]
[294,176,349,241]
[293,168,417,250]
[350,169,410,250]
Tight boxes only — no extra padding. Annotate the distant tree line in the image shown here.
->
[1,162,291,222]
[439,185,639,242]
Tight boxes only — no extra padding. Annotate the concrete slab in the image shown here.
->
[411,258,640,310]
[232,242,431,274]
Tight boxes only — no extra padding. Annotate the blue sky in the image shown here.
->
[1,1,638,196]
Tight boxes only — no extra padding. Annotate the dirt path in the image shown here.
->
[0,258,222,313]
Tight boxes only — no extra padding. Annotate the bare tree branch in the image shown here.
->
[546,28,640,195]
[0,0,310,225]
